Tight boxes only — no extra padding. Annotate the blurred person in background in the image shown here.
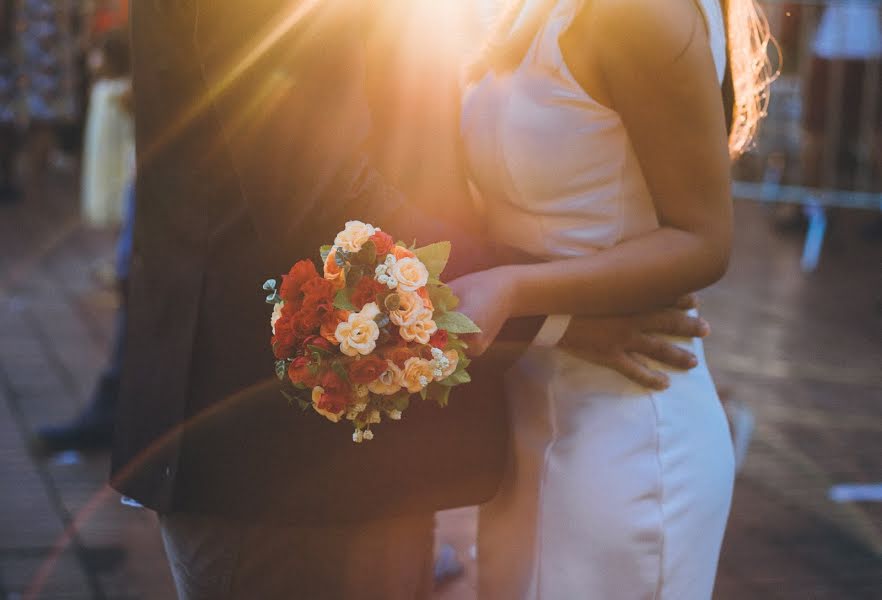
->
[0,0,78,193]
[776,0,882,233]
[80,28,132,228]
[31,175,135,456]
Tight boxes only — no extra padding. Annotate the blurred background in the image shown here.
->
[0,0,880,598]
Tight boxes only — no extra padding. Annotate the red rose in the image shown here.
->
[272,318,297,358]
[320,369,349,394]
[303,335,335,353]
[314,390,349,418]
[385,345,416,368]
[302,277,336,318]
[280,260,318,301]
[429,329,448,349]
[288,356,317,387]
[351,277,385,309]
[348,356,388,384]
[370,230,394,256]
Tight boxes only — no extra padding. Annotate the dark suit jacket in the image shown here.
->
[111,0,534,523]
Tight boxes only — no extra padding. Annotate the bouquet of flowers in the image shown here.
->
[263,221,480,442]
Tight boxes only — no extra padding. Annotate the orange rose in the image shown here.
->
[391,245,415,260]
[320,309,349,343]
[323,248,346,290]
[416,287,434,312]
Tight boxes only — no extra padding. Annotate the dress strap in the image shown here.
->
[693,0,728,83]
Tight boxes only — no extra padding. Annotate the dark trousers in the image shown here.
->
[159,511,436,600]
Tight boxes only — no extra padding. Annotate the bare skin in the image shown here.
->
[451,0,732,369]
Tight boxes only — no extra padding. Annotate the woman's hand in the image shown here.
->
[447,266,517,357]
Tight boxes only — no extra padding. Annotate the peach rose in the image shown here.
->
[323,248,346,290]
[367,360,404,395]
[400,316,438,345]
[436,349,459,380]
[416,287,434,312]
[335,303,381,357]
[401,357,435,393]
[390,257,429,293]
[334,220,376,253]
[388,291,427,327]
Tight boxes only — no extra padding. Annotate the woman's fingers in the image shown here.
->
[631,334,697,370]
[675,293,700,310]
[639,309,709,338]
[609,353,670,390]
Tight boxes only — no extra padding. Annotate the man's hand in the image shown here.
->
[559,295,710,390]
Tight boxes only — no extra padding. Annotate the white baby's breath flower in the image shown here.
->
[368,410,381,424]
[353,429,364,443]
[431,347,444,360]
[363,430,374,441]
[388,409,402,420]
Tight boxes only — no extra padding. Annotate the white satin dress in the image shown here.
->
[461,0,735,598]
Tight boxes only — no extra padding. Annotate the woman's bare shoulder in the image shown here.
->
[575,0,707,70]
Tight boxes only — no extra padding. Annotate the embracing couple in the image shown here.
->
[110,0,773,598]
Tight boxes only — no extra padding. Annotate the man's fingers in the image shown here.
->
[675,294,699,310]
[631,335,697,370]
[640,309,710,338]
[609,354,670,390]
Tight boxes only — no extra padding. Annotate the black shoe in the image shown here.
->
[29,416,114,458]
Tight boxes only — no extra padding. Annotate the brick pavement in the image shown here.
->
[1,166,881,599]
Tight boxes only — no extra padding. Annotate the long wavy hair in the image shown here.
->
[467,0,779,159]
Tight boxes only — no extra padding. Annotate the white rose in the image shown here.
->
[335,302,381,357]
[367,360,404,395]
[334,220,376,253]
[390,257,429,293]
[270,301,284,334]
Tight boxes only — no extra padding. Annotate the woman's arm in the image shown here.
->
[451,0,732,352]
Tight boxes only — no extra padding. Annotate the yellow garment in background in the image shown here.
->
[81,78,134,228]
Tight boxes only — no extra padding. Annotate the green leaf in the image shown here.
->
[391,392,411,412]
[332,361,350,382]
[427,382,452,407]
[275,360,289,381]
[320,245,333,263]
[334,288,356,311]
[427,283,459,313]
[352,240,377,266]
[307,344,333,356]
[414,241,451,280]
[439,368,471,386]
[419,386,428,401]
[434,311,481,334]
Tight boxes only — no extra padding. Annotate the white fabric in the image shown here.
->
[813,1,882,60]
[81,78,134,228]
[461,0,734,597]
